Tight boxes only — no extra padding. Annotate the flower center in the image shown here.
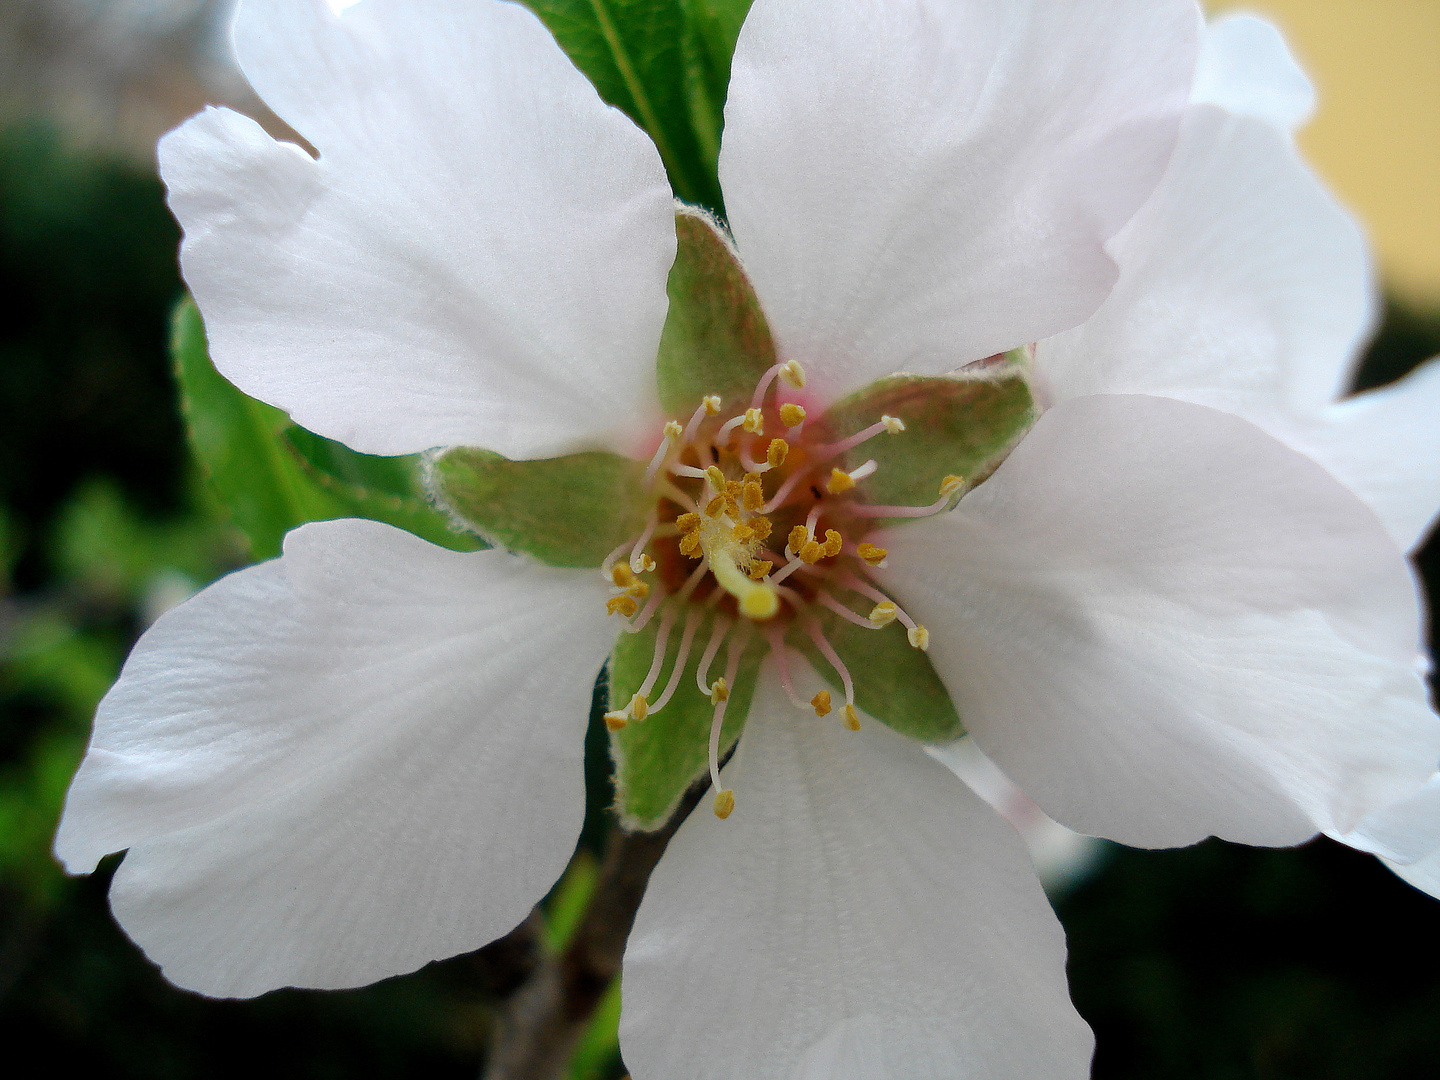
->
[600,361,963,819]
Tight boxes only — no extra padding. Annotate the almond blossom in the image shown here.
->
[54,2,1440,1078]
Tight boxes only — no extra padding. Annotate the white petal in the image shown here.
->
[55,519,616,996]
[719,0,1199,400]
[620,671,1092,1080]
[1191,13,1316,132]
[1034,105,1374,419]
[160,0,674,458]
[878,395,1440,849]
[1337,771,1440,866]
[1384,844,1440,901]
[1297,357,1440,553]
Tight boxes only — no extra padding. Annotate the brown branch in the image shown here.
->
[480,784,703,1080]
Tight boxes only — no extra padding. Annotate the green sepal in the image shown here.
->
[655,209,777,417]
[172,297,476,559]
[429,447,650,568]
[283,429,482,553]
[812,365,1038,516]
[794,589,964,743]
[609,613,766,830]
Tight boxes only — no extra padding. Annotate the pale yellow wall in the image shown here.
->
[1211,1,1440,306]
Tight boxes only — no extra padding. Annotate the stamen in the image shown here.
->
[869,601,898,626]
[670,463,709,480]
[644,420,685,484]
[827,468,855,494]
[778,359,806,389]
[742,479,765,511]
[747,360,798,413]
[811,691,832,717]
[682,395,722,445]
[626,583,667,633]
[765,624,813,711]
[856,542,888,567]
[767,439,789,467]
[708,628,748,817]
[604,710,629,731]
[847,474,963,518]
[816,590,884,629]
[842,573,928,650]
[787,524,810,555]
[611,563,637,588]
[813,415,906,460]
[695,615,732,698]
[821,529,844,558]
[606,595,639,618]
[842,704,861,731]
[600,538,632,584]
[629,511,659,573]
[848,459,878,483]
[780,403,807,429]
[648,607,701,714]
[770,554,806,585]
[743,408,764,435]
[716,413,748,445]
[760,467,812,514]
[675,557,710,603]
[806,619,857,722]
[705,465,728,491]
[635,606,679,706]
[748,560,773,580]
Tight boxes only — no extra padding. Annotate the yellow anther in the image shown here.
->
[676,512,702,533]
[606,595,639,617]
[857,542,889,567]
[629,693,649,721]
[821,529,844,558]
[725,479,744,496]
[842,704,861,731]
[709,677,729,704]
[811,690,832,717]
[705,494,728,518]
[750,516,773,541]
[779,359,806,389]
[604,711,629,731]
[800,540,824,564]
[625,581,650,599]
[788,525,811,553]
[663,419,684,439]
[827,468,856,494]
[611,563,637,587]
[638,554,657,572]
[939,475,966,498]
[703,394,722,415]
[881,414,906,434]
[742,479,764,510]
[908,625,931,651]
[705,465,728,490]
[748,560,773,581]
[743,407,764,434]
[713,788,736,819]
[869,601,899,627]
[679,531,702,557]
[766,439,790,467]
[780,403,807,427]
[732,523,755,543]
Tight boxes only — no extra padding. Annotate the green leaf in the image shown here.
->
[609,613,765,829]
[522,0,723,212]
[794,590,964,743]
[655,209,776,416]
[679,0,754,178]
[173,297,479,558]
[812,366,1039,517]
[429,447,650,568]
[172,297,345,559]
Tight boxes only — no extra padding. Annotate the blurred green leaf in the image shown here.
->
[171,298,477,559]
[522,0,754,215]
[568,976,623,1080]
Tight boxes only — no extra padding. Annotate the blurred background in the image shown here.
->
[0,1,1436,1077]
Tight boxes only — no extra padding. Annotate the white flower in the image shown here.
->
[53,2,1440,1078]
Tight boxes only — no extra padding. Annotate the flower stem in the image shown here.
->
[479,782,707,1080]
